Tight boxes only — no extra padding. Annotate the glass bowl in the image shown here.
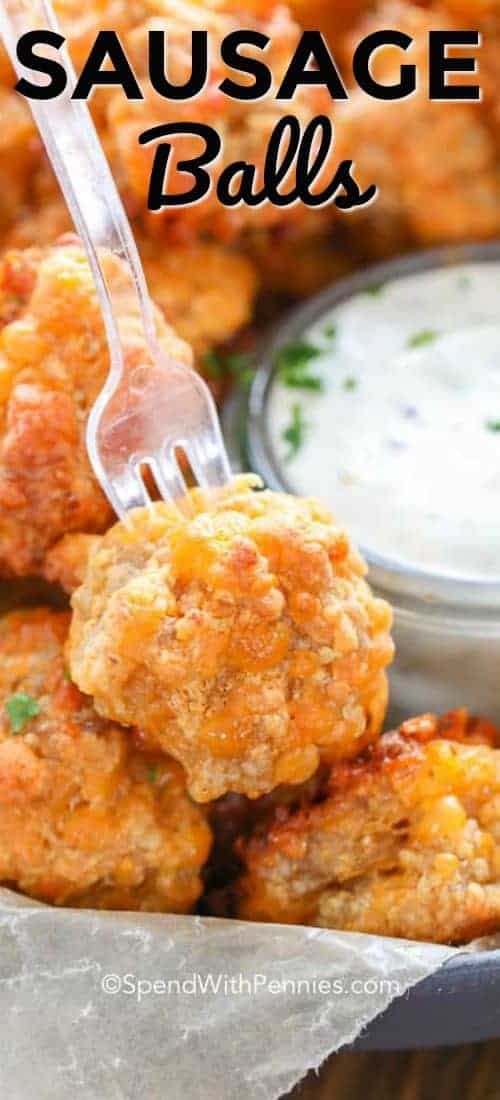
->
[224,241,500,725]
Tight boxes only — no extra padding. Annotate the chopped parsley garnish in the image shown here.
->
[283,373,324,392]
[407,329,439,349]
[365,281,386,297]
[486,420,500,433]
[282,404,308,460]
[202,350,255,390]
[278,340,319,369]
[323,323,337,340]
[342,376,358,391]
[276,340,324,391]
[225,353,256,389]
[147,765,158,784]
[5,693,40,734]
[63,666,72,682]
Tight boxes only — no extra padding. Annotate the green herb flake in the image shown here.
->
[282,404,308,461]
[277,340,320,370]
[342,376,358,391]
[63,667,72,683]
[202,350,255,390]
[486,420,500,433]
[457,273,471,290]
[365,281,386,297]
[225,353,256,390]
[407,329,439,349]
[5,693,40,734]
[323,323,337,340]
[147,765,158,785]
[276,340,323,391]
[286,373,324,391]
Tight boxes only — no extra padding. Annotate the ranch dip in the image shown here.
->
[267,262,500,581]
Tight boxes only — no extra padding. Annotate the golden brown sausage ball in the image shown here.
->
[105,0,332,242]
[137,233,257,360]
[0,238,191,579]
[334,1,500,255]
[68,475,394,802]
[234,710,500,943]
[0,608,212,910]
[0,0,331,244]
[1,181,258,363]
[0,87,42,239]
[42,532,101,594]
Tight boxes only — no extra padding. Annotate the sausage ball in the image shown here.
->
[0,608,212,910]
[1,178,258,365]
[137,233,257,362]
[0,87,42,239]
[42,533,101,595]
[0,0,332,243]
[68,475,394,802]
[106,0,332,241]
[234,710,500,943]
[0,238,191,579]
[334,0,500,256]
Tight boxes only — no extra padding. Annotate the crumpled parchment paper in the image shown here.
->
[0,887,460,1100]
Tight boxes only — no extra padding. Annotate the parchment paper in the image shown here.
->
[0,887,459,1100]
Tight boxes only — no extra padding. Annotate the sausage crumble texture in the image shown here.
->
[234,711,500,943]
[0,239,191,579]
[69,476,394,802]
[0,608,212,910]
[1,194,258,366]
[0,0,498,946]
[335,0,500,256]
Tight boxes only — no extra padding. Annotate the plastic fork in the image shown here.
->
[0,0,232,517]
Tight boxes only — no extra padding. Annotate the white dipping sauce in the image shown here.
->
[268,262,500,580]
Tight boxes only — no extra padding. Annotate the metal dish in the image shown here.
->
[224,241,500,727]
[354,949,500,1049]
[224,243,500,1048]
[242,240,500,556]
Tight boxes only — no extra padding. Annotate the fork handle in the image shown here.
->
[0,0,232,518]
[0,0,158,380]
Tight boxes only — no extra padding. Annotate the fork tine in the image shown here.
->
[110,464,151,519]
[183,429,232,492]
[149,452,188,504]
